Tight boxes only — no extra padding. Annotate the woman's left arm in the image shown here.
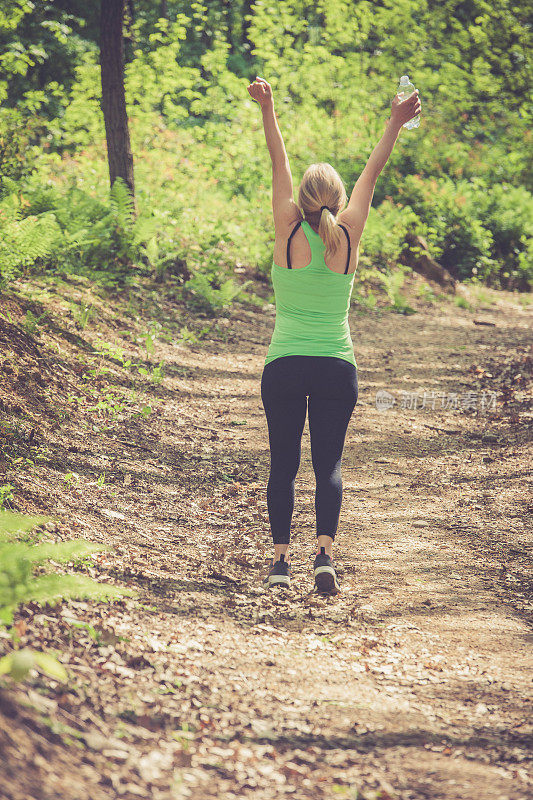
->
[247,77,301,230]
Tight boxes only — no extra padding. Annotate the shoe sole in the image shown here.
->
[263,575,291,588]
[314,565,340,595]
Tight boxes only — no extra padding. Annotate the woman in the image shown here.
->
[247,76,421,595]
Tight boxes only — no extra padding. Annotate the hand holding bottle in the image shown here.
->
[391,86,421,130]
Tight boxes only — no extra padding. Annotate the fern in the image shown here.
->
[184,273,247,313]
[18,573,132,608]
[110,176,135,232]
[0,511,135,628]
[0,176,20,198]
[0,211,63,283]
[132,214,158,248]
[0,178,165,285]
[219,277,249,305]
[0,512,137,683]
[0,538,105,564]
[0,512,135,683]
[0,512,49,541]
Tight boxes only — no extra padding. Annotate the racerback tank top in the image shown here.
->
[264,219,357,368]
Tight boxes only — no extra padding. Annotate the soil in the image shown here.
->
[0,274,531,800]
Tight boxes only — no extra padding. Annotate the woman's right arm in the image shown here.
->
[337,90,421,240]
[247,76,301,231]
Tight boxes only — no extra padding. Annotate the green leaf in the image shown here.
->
[0,606,14,626]
[0,653,14,676]
[25,540,108,564]
[145,236,159,266]
[32,650,68,682]
[144,335,155,355]
[1,648,34,680]
[28,573,136,605]
[0,511,50,541]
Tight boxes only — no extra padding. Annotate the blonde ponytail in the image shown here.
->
[318,207,345,260]
[297,162,347,258]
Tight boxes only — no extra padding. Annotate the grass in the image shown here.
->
[454,295,472,310]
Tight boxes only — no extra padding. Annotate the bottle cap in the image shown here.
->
[399,75,409,85]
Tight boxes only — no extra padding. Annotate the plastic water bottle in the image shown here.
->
[398,75,420,129]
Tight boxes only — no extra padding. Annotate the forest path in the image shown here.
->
[115,296,529,799]
[3,288,531,800]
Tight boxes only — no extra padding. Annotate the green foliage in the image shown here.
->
[455,296,472,310]
[377,268,416,315]
[482,184,533,291]
[0,511,134,627]
[0,0,95,116]
[177,326,198,344]
[125,16,202,122]
[362,201,422,268]
[415,282,439,303]
[72,302,95,330]
[109,176,136,263]
[110,176,135,228]
[138,362,165,384]
[0,484,15,510]
[0,510,135,682]
[0,108,44,186]
[22,309,47,335]
[0,0,531,296]
[352,288,378,313]
[184,273,250,314]
[399,175,532,289]
[0,176,156,286]
[0,186,63,285]
[0,647,68,683]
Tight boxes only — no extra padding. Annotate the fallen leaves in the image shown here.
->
[1,283,531,800]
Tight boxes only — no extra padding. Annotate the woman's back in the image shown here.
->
[265,220,357,368]
[273,219,357,274]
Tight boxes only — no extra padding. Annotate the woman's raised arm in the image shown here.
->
[247,76,301,230]
[338,90,422,241]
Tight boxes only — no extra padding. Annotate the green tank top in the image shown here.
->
[264,219,357,368]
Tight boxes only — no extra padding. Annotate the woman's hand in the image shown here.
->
[247,76,274,108]
[390,89,422,128]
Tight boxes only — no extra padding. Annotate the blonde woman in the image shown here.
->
[247,76,421,594]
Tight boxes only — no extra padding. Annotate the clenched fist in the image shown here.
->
[247,76,274,108]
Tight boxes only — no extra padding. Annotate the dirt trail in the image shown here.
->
[1,284,532,800]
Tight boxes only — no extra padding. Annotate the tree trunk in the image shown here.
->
[222,0,235,55]
[399,233,457,292]
[241,0,254,56]
[99,0,135,205]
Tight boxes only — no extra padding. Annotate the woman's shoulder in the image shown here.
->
[336,213,362,244]
[273,203,303,238]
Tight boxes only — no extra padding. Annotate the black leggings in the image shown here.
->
[261,355,358,545]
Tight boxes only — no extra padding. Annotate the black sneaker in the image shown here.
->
[313,547,341,595]
[263,553,291,589]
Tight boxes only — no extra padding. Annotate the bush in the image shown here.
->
[362,200,422,269]
[0,182,63,285]
[0,108,45,190]
[482,183,533,290]
[398,175,532,289]
[0,176,157,287]
[184,273,249,314]
[377,267,416,315]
